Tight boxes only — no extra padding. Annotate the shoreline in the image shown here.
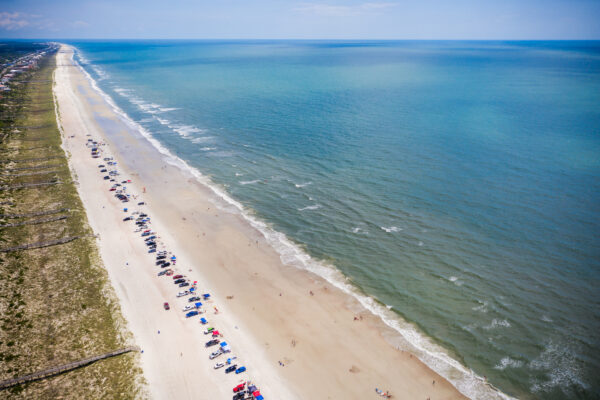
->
[56,43,493,399]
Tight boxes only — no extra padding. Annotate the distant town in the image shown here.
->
[0,43,59,94]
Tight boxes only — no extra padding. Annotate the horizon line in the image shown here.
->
[2,37,600,42]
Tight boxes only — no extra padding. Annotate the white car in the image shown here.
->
[177,291,190,297]
[182,305,194,312]
[209,350,222,360]
[213,362,225,369]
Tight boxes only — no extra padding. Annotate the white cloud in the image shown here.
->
[0,12,30,31]
[294,2,397,17]
[73,20,90,28]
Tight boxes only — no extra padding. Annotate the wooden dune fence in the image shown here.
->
[0,346,140,390]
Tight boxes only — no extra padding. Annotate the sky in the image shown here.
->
[0,0,599,40]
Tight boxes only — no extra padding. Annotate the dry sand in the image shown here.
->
[54,44,467,400]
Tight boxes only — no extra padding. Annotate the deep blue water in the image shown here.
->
[67,40,600,399]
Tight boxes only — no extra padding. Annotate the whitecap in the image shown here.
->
[235,172,243,177]
[448,276,463,286]
[240,179,260,185]
[190,136,214,144]
[484,319,511,330]
[294,181,312,188]
[472,301,488,313]
[171,124,203,137]
[381,226,402,233]
[154,116,170,125]
[159,107,179,112]
[494,357,523,370]
[200,147,216,151]
[298,204,322,211]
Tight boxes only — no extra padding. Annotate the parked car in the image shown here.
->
[235,366,246,374]
[186,310,199,318]
[189,296,201,302]
[209,350,222,360]
[205,339,220,347]
[163,302,170,310]
[232,392,245,400]
[174,279,185,284]
[214,362,225,369]
[100,168,107,172]
[233,383,246,393]
[179,282,190,287]
[225,365,237,374]
[177,291,189,297]
[103,176,110,180]
[182,305,194,312]
[173,275,183,280]
[157,270,167,276]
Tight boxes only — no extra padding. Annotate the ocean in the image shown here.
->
[67,40,600,399]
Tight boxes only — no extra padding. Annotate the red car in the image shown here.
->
[233,383,246,393]
[172,275,183,280]
[163,302,170,310]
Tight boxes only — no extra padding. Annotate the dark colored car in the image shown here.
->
[100,169,107,172]
[163,302,170,310]
[174,279,186,284]
[156,260,166,266]
[179,282,190,287]
[98,164,105,167]
[172,275,183,279]
[205,339,220,347]
[233,392,245,400]
[188,296,201,302]
[123,217,131,221]
[157,270,167,276]
[225,365,237,373]
[103,176,110,180]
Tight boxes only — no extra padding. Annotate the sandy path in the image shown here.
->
[54,44,466,400]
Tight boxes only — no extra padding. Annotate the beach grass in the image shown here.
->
[0,47,145,398]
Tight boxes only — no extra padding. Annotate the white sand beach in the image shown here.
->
[54,44,466,400]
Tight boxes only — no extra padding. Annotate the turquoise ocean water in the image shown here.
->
[68,40,600,399]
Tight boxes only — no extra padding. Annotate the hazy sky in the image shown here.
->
[0,0,599,39]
